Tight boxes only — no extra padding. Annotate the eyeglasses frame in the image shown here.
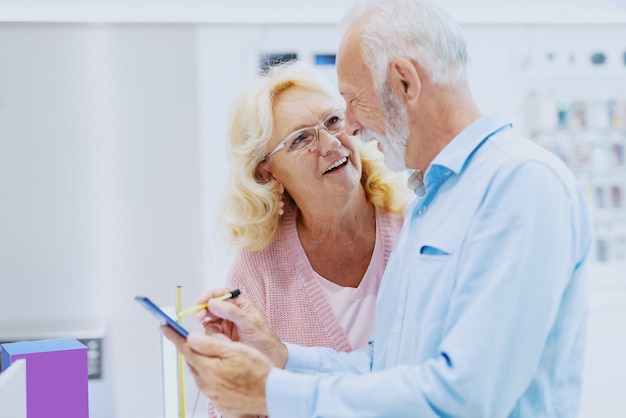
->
[261,108,346,163]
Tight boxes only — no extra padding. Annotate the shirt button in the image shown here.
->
[394,325,401,333]
[418,208,426,216]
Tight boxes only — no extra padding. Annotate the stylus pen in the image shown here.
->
[177,289,241,317]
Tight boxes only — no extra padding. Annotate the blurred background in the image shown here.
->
[1,1,625,417]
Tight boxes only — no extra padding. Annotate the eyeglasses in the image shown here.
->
[262,109,346,162]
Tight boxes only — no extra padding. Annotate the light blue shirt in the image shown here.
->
[266,114,594,418]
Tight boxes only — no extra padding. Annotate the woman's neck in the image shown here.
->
[296,194,377,288]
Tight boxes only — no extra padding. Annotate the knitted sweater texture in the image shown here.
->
[227,207,403,352]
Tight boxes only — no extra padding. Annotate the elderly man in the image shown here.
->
[162,1,593,417]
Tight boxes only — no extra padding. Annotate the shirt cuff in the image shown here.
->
[283,342,321,373]
[266,367,317,418]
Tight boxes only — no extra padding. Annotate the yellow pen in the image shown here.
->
[177,289,241,317]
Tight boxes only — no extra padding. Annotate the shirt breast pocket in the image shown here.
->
[417,232,456,257]
[412,233,456,305]
[420,245,450,255]
[408,233,457,358]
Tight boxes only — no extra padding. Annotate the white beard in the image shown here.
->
[361,89,410,173]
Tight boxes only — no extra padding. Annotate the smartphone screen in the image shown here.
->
[135,296,189,338]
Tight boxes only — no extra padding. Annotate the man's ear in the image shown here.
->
[255,162,274,183]
[388,57,421,106]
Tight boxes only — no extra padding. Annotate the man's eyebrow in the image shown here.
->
[338,90,354,100]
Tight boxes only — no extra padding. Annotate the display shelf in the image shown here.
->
[530,90,626,267]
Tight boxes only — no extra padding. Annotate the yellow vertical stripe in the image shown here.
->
[175,286,186,418]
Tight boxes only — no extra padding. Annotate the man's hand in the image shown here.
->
[161,326,272,416]
[196,289,288,368]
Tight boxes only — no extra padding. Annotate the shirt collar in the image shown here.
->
[407,113,512,195]
[431,113,512,176]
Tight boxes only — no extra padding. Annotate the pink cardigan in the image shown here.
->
[208,207,403,417]
[227,207,403,351]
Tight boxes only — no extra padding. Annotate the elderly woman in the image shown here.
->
[206,61,409,417]
[217,60,409,350]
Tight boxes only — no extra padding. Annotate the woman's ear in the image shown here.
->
[255,161,273,183]
[388,57,421,106]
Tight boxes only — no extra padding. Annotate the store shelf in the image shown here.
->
[530,91,626,270]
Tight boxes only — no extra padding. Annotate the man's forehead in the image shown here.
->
[336,37,363,82]
[337,53,371,91]
[337,25,360,63]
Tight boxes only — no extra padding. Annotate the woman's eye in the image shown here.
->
[290,131,314,149]
[326,115,345,130]
[327,116,340,125]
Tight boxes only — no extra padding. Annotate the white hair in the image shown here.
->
[339,0,469,93]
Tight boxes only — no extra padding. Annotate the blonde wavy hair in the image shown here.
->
[218,61,409,251]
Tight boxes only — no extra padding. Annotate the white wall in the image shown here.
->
[0,23,207,418]
[0,0,625,23]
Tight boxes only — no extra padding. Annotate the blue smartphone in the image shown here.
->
[135,296,189,338]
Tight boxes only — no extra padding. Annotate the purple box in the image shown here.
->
[1,338,89,418]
